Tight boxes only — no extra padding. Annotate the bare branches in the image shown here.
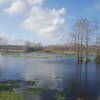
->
[93,20,100,55]
[71,18,92,63]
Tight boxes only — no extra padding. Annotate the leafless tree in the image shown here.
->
[93,20,100,55]
[71,18,92,63]
[70,32,79,60]
[83,18,92,62]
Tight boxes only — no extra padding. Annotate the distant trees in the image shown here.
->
[24,41,43,52]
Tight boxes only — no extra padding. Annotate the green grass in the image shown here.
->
[37,56,51,59]
[24,88,43,94]
[1,80,22,84]
[0,91,24,100]
[0,81,20,91]
[55,92,68,100]
[76,98,83,100]
[25,81,36,86]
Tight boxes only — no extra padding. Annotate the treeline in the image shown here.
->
[44,44,97,53]
[0,42,43,52]
[24,41,43,52]
[0,44,98,53]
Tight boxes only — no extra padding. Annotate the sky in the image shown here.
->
[0,0,100,45]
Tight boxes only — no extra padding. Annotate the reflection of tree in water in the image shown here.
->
[68,62,97,100]
[79,63,88,100]
[78,63,97,100]
[96,64,100,100]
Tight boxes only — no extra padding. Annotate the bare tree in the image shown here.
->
[93,20,100,55]
[83,18,92,62]
[93,20,100,64]
[70,32,79,60]
[71,18,92,63]
[73,18,85,62]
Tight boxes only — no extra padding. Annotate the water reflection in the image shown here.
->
[96,64,100,100]
[0,53,100,100]
[71,62,97,100]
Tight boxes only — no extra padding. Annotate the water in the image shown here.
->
[0,53,100,100]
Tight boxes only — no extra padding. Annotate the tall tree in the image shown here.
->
[93,20,100,55]
[71,18,92,63]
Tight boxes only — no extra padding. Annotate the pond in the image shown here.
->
[0,53,100,100]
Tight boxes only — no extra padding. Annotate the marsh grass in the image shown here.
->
[76,98,83,100]
[1,80,22,84]
[25,81,36,86]
[55,92,68,100]
[24,88,44,94]
[0,81,20,91]
[0,91,24,100]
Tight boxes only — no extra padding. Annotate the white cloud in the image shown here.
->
[3,0,45,15]
[1,0,68,44]
[26,0,44,5]
[0,0,10,4]
[2,0,44,5]
[0,0,18,4]
[0,33,25,45]
[22,7,67,44]
[4,0,26,15]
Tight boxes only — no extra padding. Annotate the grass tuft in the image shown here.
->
[24,88,43,94]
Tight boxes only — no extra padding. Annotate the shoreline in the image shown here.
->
[0,50,96,55]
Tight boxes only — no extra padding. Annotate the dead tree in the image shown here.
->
[72,18,92,63]
[74,18,85,62]
[93,20,100,55]
[83,18,92,62]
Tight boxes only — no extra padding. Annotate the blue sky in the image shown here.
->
[0,0,100,45]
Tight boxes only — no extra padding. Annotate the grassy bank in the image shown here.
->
[44,50,96,55]
[0,50,96,55]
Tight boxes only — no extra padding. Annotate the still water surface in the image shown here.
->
[0,53,100,100]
